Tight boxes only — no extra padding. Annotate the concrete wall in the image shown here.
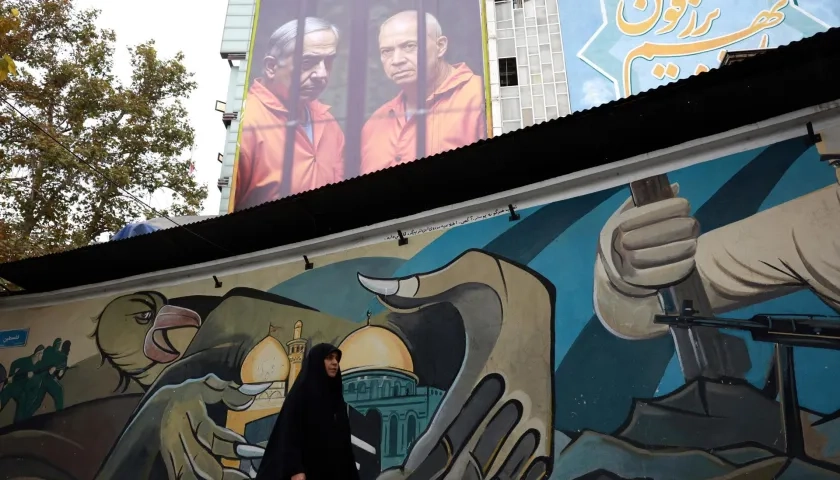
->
[1,111,840,479]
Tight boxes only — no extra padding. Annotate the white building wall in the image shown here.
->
[486,0,571,134]
[220,0,257,56]
[217,0,256,214]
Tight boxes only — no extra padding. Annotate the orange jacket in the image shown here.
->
[233,80,345,211]
[359,63,486,175]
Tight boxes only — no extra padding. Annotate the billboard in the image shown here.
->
[557,0,839,112]
[230,0,491,212]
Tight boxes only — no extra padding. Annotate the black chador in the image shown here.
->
[256,343,360,480]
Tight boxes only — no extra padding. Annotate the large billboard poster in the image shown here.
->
[557,0,839,112]
[230,0,490,212]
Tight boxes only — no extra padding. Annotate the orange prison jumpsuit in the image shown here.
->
[234,80,345,211]
[359,63,486,175]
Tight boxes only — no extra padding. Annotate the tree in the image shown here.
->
[0,0,206,263]
[0,7,19,81]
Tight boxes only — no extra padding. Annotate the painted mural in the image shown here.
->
[558,0,840,111]
[1,133,839,480]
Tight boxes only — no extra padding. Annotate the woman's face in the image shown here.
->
[324,351,340,377]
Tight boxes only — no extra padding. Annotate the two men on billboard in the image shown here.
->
[235,18,345,212]
[233,6,488,212]
[359,11,487,175]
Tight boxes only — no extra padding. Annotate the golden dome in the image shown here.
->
[339,325,414,374]
[241,335,291,384]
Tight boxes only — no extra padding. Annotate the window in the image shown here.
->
[499,57,519,87]
[407,415,417,447]
[389,415,399,455]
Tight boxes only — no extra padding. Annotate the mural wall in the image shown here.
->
[1,134,839,480]
[558,0,840,111]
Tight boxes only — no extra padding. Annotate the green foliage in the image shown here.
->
[0,0,205,263]
[0,7,19,81]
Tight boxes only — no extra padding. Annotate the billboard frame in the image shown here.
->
[227,0,494,214]
[226,0,264,214]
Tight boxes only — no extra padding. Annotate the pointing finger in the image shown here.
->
[238,383,272,396]
[236,444,266,459]
[222,382,269,411]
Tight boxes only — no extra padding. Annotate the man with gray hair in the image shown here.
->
[234,17,345,212]
[360,10,486,175]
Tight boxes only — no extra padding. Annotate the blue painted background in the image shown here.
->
[282,136,840,434]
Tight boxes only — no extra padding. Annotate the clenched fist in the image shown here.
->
[599,183,700,297]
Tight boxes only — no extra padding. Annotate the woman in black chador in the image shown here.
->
[256,343,360,480]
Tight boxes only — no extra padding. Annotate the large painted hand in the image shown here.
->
[377,374,550,480]
[598,183,699,295]
[359,249,554,480]
[96,374,269,480]
[593,183,699,339]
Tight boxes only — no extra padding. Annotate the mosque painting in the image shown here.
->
[340,319,446,471]
[222,321,305,471]
[229,315,446,475]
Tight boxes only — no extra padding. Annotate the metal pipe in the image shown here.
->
[415,0,427,161]
[776,344,805,457]
[280,0,314,199]
[343,0,371,178]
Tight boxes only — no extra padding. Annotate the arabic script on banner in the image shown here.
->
[578,0,831,99]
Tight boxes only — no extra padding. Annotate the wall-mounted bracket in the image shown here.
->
[508,204,520,222]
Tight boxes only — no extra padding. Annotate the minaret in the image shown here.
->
[286,320,306,388]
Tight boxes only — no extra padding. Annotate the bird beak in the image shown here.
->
[143,305,202,364]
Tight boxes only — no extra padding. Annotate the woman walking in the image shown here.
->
[256,343,360,480]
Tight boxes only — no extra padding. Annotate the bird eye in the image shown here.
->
[134,311,153,325]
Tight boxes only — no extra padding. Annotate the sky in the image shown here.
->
[74,0,231,218]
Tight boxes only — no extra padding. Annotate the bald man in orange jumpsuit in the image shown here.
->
[234,18,345,212]
[359,11,487,175]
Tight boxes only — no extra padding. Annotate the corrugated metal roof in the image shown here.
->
[2,27,840,295]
